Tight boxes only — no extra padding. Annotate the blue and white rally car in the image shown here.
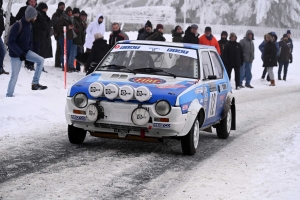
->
[65,40,236,155]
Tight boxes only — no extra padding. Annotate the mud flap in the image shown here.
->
[231,104,236,130]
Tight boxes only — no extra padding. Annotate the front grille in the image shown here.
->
[95,123,149,132]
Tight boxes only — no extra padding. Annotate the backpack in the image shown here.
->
[4,20,22,46]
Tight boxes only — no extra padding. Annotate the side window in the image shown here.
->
[201,51,213,79]
[210,51,223,79]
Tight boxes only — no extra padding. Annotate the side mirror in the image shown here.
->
[90,62,98,68]
[207,75,217,80]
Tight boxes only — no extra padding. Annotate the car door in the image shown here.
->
[200,50,220,126]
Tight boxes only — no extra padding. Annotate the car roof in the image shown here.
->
[117,40,216,50]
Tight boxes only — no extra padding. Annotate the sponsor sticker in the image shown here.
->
[129,77,166,84]
[114,45,141,50]
[71,115,86,121]
[208,83,217,92]
[195,87,204,94]
[153,123,171,128]
[149,47,160,51]
[156,84,186,89]
[218,83,228,92]
[182,104,189,110]
[167,48,189,54]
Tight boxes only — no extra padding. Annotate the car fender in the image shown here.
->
[222,92,236,130]
[178,99,204,136]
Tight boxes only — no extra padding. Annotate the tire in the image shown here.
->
[181,119,200,155]
[68,125,87,144]
[216,108,232,139]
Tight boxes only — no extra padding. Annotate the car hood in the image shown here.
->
[69,72,197,106]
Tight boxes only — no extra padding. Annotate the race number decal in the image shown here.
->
[208,91,217,118]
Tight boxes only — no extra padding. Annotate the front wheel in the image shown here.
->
[216,108,232,139]
[181,119,200,155]
[68,125,87,144]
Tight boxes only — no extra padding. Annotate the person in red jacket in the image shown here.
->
[199,26,221,55]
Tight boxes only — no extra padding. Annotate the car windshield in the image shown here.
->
[96,44,199,79]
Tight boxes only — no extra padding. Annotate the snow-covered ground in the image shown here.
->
[0,29,300,199]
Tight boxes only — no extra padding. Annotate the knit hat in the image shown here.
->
[145,20,152,28]
[221,31,228,37]
[94,33,104,39]
[190,24,198,29]
[58,2,65,7]
[65,6,72,13]
[205,26,212,32]
[283,34,288,38]
[229,32,237,39]
[80,10,88,16]
[25,5,37,20]
[37,2,48,10]
[156,24,163,30]
[287,30,291,34]
[72,7,80,14]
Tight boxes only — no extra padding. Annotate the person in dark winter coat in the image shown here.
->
[222,33,244,90]
[7,6,47,97]
[286,30,293,53]
[172,25,183,42]
[0,0,8,75]
[182,24,199,44]
[239,30,255,88]
[56,6,77,72]
[261,32,279,81]
[218,31,229,58]
[16,0,37,71]
[109,22,129,48]
[137,20,152,40]
[79,10,88,46]
[146,24,166,41]
[278,34,292,81]
[263,33,278,86]
[51,2,65,68]
[85,33,110,75]
[72,8,84,72]
[34,2,52,59]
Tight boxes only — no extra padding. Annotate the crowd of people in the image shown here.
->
[0,0,294,97]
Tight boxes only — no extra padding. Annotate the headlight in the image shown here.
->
[74,93,88,108]
[155,100,171,116]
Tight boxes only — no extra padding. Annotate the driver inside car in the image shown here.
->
[170,55,194,77]
[129,51,154,70]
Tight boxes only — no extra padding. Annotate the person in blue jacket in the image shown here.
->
[260,32,279,81]
[6,6,47,97]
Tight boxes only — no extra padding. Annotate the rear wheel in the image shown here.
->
[181,119,200,155]
[68,125,87,144]
[216,108,232,139]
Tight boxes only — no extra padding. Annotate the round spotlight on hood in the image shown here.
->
[134,86,152,102]
[104,84,119,100]
[119,85,134,101]
[88,82,104,98]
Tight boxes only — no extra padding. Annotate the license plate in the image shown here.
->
[113,129,129,134]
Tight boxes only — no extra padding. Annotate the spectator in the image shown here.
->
[84,14,105,51]
[109,22,129,48]
[199,26,221,54]
[263,33,277,86]
[182,24,199,44]
[51,2,65,68]
[278,34,292,81]
[258,37,267,80]
[286,30,293,53]
[35,3,52,60]
[172,25,183,42]
[79,10,88,47]
[0,0,8,75]
[239,30,255,88]
[146,24,166,41]
[6,6,47,97]
[261,32,279,81]
[56,6,77,72]
[218,31,228,57]
[85,33,110,75]
[16,0,37,71]
[222,33,244,90]
[137,20,152,40]
[72,8,84,72]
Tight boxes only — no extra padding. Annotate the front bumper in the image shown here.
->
[65,98,189,137]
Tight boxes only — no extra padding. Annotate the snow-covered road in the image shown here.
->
[0,33,300,199]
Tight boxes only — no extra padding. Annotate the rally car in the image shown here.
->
[65,40,236,155]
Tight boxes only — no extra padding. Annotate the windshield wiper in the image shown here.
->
[133,68,176,78]
[98,64,136,75]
